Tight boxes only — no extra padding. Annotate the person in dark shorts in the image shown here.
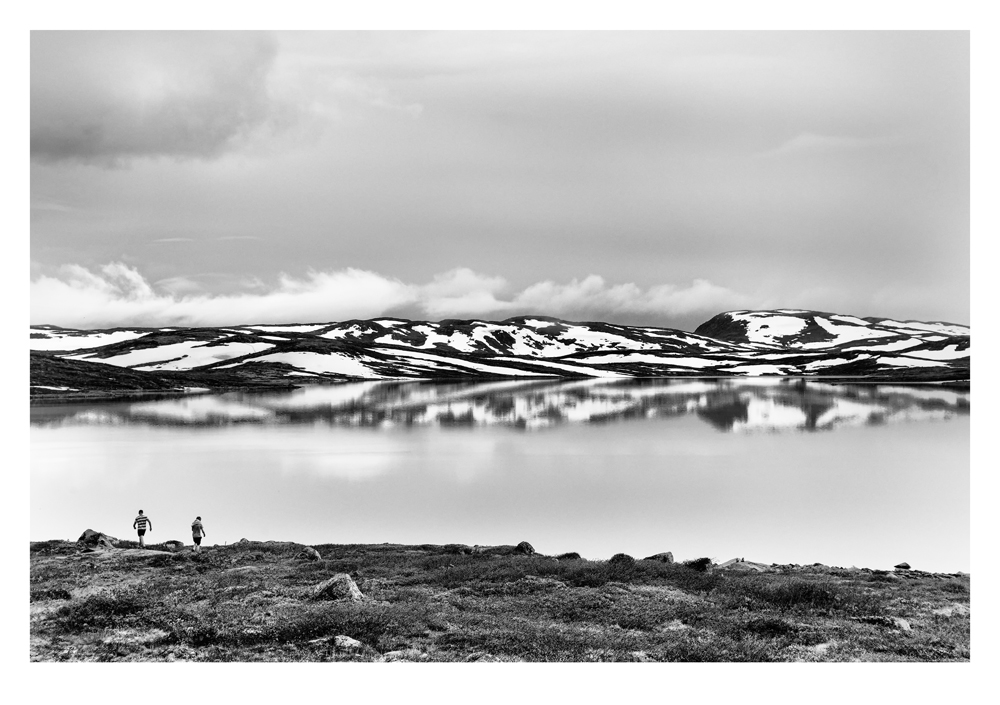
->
[191,516,206,552]
[133,510,152,548]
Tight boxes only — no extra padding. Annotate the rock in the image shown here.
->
[894,562,911,570]
[892,618,911,631]
[311,573,365,602]
[515,541,535,556]
[660,619,689,632]
[932,603,970,617]
[555,552,581,560]
[77,529,117,550]
[297,546,321,561]
[643,552,674,563]
[813,640,836,655]
[462,651,499,662]
[333,635,365,653]
[386,648,429,662]
[716,558,770,572]
[163,540,185,552]
[238,538,250,544]
[608,553,635,566]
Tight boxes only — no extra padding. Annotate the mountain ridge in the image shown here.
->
[29,309,970,396]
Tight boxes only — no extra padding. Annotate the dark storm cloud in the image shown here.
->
[31,31,284,165]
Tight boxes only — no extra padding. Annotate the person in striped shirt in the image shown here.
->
[133,510,152,548]
[191,517,206,552]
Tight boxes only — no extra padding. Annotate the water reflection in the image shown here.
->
[31,378,969,433]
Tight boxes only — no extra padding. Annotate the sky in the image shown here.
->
[30,31,969,330]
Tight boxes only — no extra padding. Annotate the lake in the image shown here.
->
[30,378,970,572]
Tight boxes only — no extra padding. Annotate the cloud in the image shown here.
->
[154,276,204,296]
[31,31,287,165]
[510,276,752,322]
[418,268,510,318]
[30,262,754,329]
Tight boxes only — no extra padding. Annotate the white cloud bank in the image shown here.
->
[30,263,753,329]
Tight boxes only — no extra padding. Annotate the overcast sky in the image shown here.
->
[30,30,969,330]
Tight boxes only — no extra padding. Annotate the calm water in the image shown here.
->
[30,379,969,572]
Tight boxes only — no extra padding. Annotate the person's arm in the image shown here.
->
[148,519,152,531]
[133,520,137,529]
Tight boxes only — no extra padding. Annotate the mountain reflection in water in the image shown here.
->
[31,379,969,433]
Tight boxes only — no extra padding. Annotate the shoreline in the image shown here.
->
[29,375,972,405]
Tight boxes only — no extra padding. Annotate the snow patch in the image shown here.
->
[901,345,968,361]
[226,351,382,378]
[373,348,552,377]
[730,313,807,345]
[875,356,947,368]
[66,340,275,371]
[30,329,150,351]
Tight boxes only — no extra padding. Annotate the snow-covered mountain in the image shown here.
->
[29,310,969,396]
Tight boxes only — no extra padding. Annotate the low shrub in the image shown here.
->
[719,576,884,615]
[743,617,799,639]
[55,586,169,630]
[682,557,713,572]
[940,581,969,595]
[267,604,392,648]
[31,587,72,602]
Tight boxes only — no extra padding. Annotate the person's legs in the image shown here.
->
[138,530,145,548]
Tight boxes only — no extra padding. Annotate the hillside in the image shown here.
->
[29,538,970,662]
[30,310,970,397]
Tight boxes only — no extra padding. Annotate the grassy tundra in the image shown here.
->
[29,539,970,662]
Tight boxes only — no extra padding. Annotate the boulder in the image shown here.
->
[555,552,582,560]
[77,529,117,550]
[720,561,768,573]
[297,546,321,561]
[163,540,185,552]
[643,552,674,564]
[333,635,365,653]
[311,573,365,602]
[515,541,535,556]
[894,562,911,571]
[609,553,635,566]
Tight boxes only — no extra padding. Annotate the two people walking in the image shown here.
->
[132,509,206,551]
